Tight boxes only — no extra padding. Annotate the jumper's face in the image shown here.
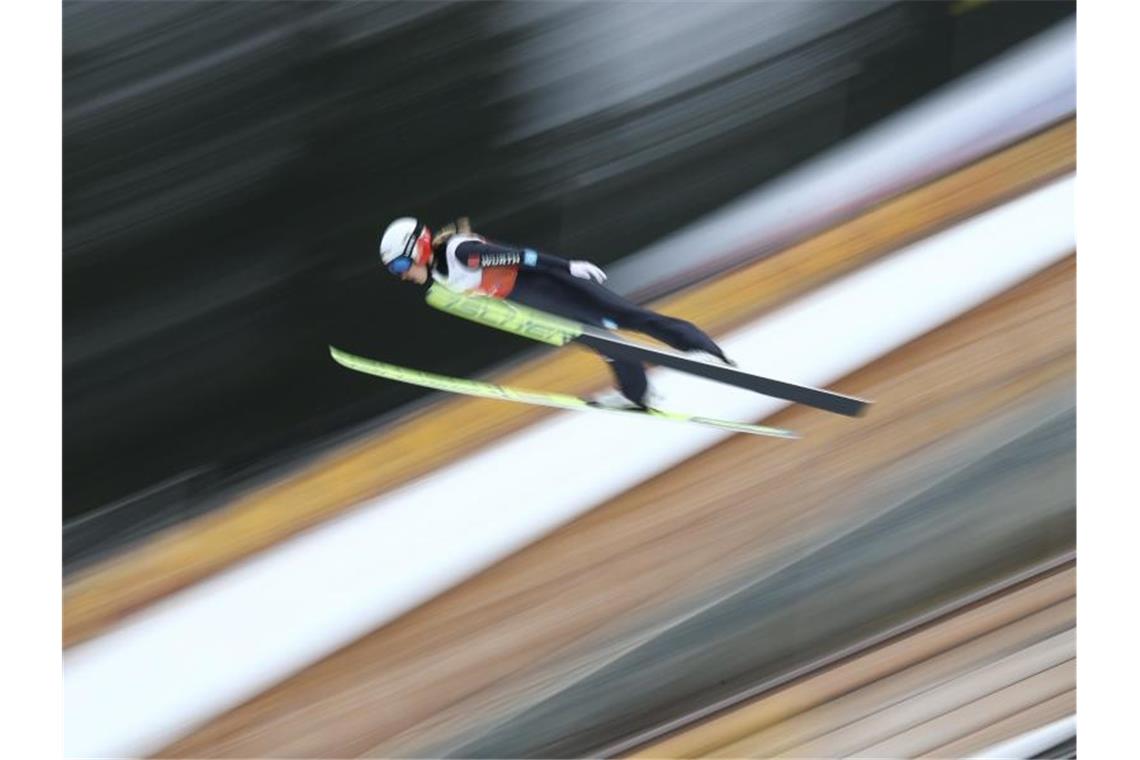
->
[401,262,429,284]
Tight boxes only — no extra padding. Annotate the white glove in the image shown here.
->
[569,260,607,283]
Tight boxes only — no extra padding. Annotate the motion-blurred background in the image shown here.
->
[64,2,1076,758]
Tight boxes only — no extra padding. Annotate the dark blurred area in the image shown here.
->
[63,1,1073,546]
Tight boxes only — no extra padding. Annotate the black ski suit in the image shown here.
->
[432,235,729,406]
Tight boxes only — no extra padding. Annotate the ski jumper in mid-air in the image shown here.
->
[378,216,734,408]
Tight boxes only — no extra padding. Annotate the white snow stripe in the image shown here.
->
[970,715,1076,759]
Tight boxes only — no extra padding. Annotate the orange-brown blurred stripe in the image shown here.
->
[158,256,1074,759]
[64,120,1075,648]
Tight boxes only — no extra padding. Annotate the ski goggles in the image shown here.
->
[387,255,414,275]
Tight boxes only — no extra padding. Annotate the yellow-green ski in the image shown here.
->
[330,346,798,439]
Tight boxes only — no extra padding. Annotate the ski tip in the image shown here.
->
[328,345,355,368]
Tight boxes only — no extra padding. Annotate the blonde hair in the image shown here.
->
[432,216,473,252]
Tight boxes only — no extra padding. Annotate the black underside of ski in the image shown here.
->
[574,328,870,417]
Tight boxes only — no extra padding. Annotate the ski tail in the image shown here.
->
[329,347,798,439]
[425,283,581,346]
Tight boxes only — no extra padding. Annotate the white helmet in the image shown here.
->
[379,217,433,274]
